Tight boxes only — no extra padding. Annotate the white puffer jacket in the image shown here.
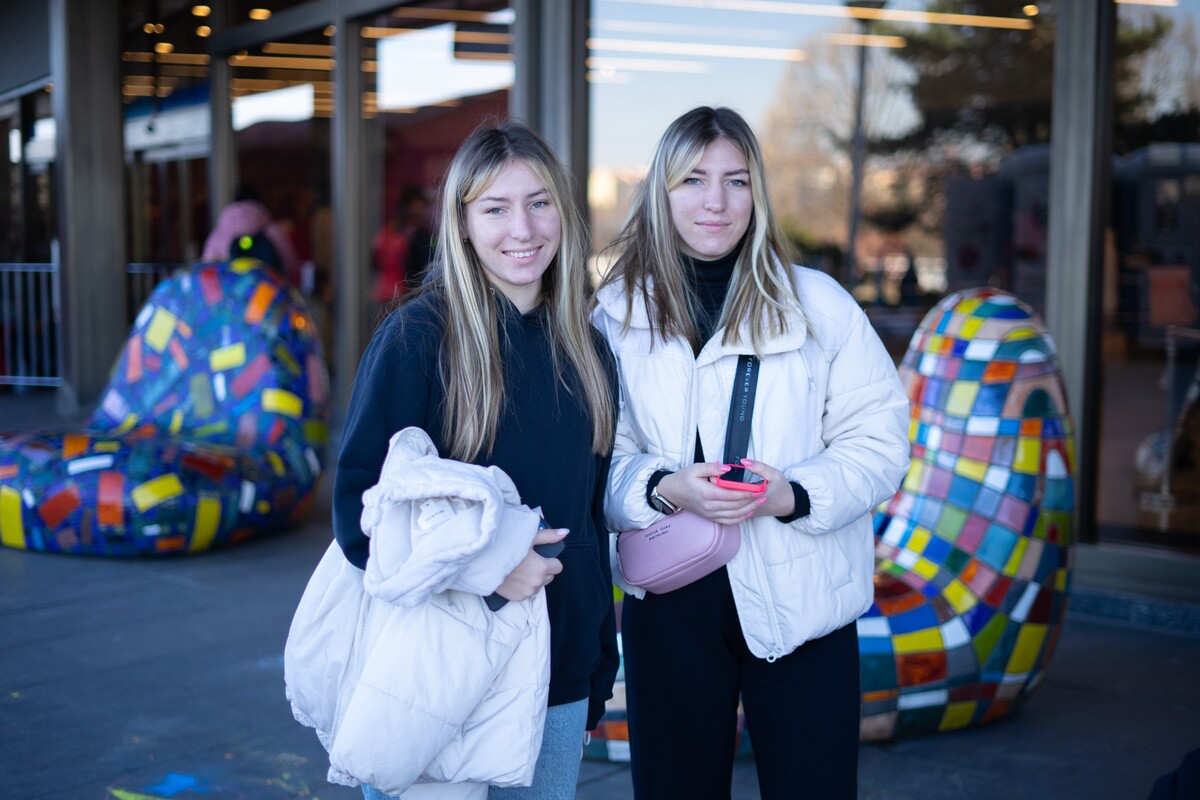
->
[285,427,550,795]
[593,266,910,659]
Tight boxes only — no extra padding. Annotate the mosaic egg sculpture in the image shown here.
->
[861,287,1075,740]
[0,258,330,556]
[584,287,1075,761]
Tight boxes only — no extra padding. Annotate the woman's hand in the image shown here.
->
[656,463,764,525]
[494,527,567,602]
[737,458,796,518]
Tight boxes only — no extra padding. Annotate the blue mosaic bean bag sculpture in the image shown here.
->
[861,287,1075,740]
[0,258,330,556]
[585,287,1075,760]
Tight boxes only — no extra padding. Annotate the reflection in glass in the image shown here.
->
[362,2,512,321]
[1101,0,1200,546]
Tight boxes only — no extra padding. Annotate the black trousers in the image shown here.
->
[621,566,860,800]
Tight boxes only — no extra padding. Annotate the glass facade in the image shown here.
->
[3,0,1197,547]
[589,0,1054,358]
[589,0,1200,548]
[1098,0,1200,547]
[360,1,513,319]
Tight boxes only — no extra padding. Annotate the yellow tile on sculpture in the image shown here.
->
[1006,326,1038,341]
[0,486,26,549]
[113,414,138,435]
[940,702,977,731]
[1006,623,1047,674]
[1014,436,1041,474]
[193,421,229,437]
[263,389,303,418]
[230,257,259,273]
[893,628,943,654]
[1003,537,1028,577]
[209,343,247,372]
[957,296,984,315]
[954,457,988,482]
[912,557,939,581]
[1055,569,1068,592]
[904,461,925,492]
[907,528,931,553]
[94,441,121,453]
[942,578,978,614]
[131,474,185,512]
[169,409,184,435]
[304,420,328,446]
[267,451,285,476]
[144,308,178,353]
[959,317,983,340]
[189,495,221,552]
[256,500,271,514]
[946,382,979,417]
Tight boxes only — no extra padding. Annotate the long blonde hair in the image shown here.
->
[418,119,614,461]
[601,106,802,353]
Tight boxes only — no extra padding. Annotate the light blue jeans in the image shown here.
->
[361,698,588,800]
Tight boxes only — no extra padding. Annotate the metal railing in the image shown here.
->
[0,261,185,388]
[0,263,62,387]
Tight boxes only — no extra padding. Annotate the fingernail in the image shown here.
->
[719,464,731,472]
[757,497,767,505]
[740,458,753,466]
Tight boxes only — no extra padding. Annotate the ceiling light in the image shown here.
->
[1023,4,1038,15]
[249,8,272,21]
[192,5,211,16]
[197,25,211,37]
[154,42,174,54]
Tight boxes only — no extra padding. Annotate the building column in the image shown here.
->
[1045,0,1114,542]
[50,0,127,411]
[512,0,590,197]
[332,10,369,422]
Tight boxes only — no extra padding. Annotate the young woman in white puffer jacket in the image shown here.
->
[592,106,910,800]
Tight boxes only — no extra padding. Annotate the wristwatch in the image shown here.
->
[649,482,679,515]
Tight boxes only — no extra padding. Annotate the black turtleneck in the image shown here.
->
[685,248,739,354]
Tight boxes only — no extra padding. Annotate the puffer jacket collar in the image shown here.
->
[594,274,808,366]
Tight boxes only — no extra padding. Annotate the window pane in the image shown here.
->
[1099,0,1200,545]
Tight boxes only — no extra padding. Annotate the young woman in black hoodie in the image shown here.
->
[333,120,618,800]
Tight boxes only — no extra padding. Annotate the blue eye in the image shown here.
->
[531,200,549,210]
[729,179,748,187]
[683,177,702,186]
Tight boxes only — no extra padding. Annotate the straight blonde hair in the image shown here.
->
[601,106,803,353]
[415,119,614,461]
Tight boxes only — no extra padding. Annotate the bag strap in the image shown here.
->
[721,354,760,465]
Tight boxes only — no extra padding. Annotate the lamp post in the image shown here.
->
[844,1,886,286]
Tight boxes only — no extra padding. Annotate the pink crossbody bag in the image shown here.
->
[616,355,760,594]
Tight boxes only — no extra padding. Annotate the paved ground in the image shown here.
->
[2,480,1199,800]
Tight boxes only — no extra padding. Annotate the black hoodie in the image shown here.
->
[333,290,619,729]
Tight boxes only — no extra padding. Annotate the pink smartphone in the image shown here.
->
[714,465,768,494]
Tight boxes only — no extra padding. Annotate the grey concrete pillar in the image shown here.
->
[1045,0,1113,542]
[50,0,128,411]
[512,0,590,198]
[332,13,369,422]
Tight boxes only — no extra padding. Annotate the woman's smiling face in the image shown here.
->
[465,158,561,312]
[668,137,752,261]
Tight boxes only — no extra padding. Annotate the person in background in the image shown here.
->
[372,202,410,316]
[202,183,301,284]
[593,106,910,799]
[335,119,620,799]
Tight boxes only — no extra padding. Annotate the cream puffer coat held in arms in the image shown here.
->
[594,265,911,661]
[285,427,550,796]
